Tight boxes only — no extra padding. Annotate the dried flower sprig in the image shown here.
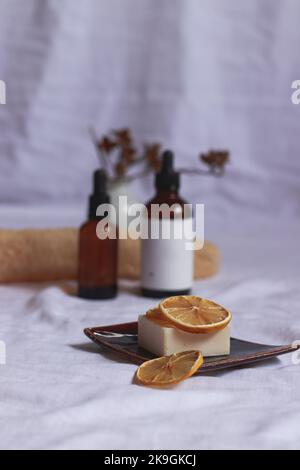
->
[91,128,162,184]
[178,150,229,177]
[201,150,229,175]
[90,128,229,184]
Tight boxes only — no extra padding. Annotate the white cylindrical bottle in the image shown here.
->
[141,151,194,298]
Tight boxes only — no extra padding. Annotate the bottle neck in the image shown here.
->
[156,188,179,199]
[89,195,110,221]
[88,214,103,222]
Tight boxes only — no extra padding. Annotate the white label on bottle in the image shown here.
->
[141,218,195,291]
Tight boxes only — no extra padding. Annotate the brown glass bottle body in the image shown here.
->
[79,218,118,300]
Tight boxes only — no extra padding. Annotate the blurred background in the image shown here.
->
[0,0,299,217]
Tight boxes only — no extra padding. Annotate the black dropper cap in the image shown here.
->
[155,150,180,191]
[88,169,110,220]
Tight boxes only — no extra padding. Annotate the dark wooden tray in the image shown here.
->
[84,322,299,374]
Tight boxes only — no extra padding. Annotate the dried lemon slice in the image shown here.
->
[159,295,231,334]
[146,307,173,327]
[137,350,203,387]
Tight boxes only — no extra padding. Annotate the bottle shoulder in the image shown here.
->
[80,219,98,232]
[145,192,191,219]
[146,193,188,207]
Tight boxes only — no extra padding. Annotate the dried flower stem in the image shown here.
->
[179,168,225,177]
[89,127,229,184]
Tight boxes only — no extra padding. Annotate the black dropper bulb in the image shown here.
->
[156,150,180,191]
[89,169,110,220]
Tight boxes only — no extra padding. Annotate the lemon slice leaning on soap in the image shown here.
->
[146,307,173,327]
[137,350,203,387]
[159,296,231,334]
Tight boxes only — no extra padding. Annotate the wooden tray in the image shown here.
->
[84,322,299,374]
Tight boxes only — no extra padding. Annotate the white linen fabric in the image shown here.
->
[0,206,299,450]
[0,0,300,450]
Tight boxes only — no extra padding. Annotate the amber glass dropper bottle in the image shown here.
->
[78,169,118,300]
[141,150,194,298]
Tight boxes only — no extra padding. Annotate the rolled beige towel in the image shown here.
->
[0,229,220,283]
[0,229,78,283]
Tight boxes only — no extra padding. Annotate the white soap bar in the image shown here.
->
[138,315,230,357]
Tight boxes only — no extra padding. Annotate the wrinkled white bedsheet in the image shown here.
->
[0,205,299,450]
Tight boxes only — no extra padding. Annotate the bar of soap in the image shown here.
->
[138,315,230,358]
